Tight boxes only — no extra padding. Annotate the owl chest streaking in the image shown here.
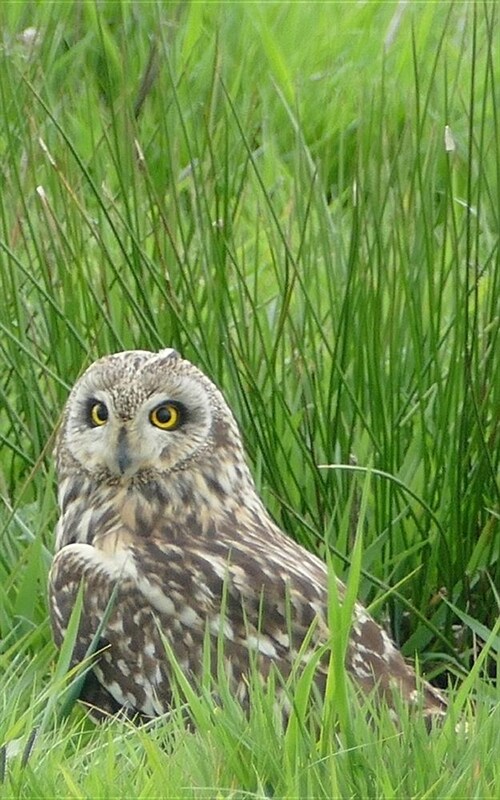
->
[49,348,446,722]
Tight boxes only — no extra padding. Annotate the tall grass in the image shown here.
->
[0,1,498,797]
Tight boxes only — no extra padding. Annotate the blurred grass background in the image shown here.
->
[0,1,498,796]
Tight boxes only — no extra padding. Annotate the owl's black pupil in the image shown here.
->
[95,402,108,422]
[156,406,172,424]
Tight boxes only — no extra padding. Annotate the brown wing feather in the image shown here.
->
[49,514,446,720]
[49,532,327,718]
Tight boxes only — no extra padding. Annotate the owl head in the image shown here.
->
[56,349,247,485]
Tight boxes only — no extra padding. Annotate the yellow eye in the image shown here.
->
[90,401,109,427]
[149,402,181,430]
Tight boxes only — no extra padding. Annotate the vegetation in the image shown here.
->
[0,1,498,796]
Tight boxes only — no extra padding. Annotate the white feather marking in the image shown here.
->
[192,551,229,581]
[116,659,131,677]
[380,630,399,658]
[353,605,371,625]
[351,651,375,679]
[107,618,124,634]
[274,631,290,648]
[209,614,234,639]
[179,606,202,627]
[137,575,175,615]
[105,679,129,707]
[143,641,156,658]
[246,634,277,658]
[53,542,138,582]
[158,347,178,359]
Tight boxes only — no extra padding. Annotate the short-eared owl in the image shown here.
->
[49,348,446,721]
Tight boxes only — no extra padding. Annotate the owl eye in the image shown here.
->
[90,401,109,427]
[149,402,181,431]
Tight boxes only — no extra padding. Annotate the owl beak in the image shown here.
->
[116,427,132,475]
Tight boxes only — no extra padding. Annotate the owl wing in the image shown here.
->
[48,528,332,719]
[49,523,446,720]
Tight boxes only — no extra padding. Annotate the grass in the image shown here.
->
[0,0,498,796]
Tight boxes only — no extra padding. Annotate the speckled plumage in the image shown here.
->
[49,348,446,722]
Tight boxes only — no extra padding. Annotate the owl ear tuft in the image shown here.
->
[158,348,180,360]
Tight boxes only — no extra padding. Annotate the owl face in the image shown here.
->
[57,348,230,481]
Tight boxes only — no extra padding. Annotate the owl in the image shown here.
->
[49,348,446,723]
